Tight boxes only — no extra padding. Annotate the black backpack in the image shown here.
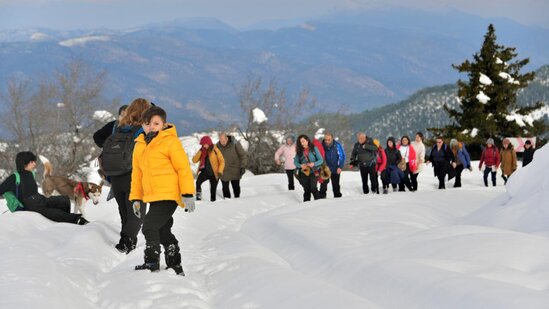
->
[101,126,143,176]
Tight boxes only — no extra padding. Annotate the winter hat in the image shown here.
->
[525,140,532,145]
[373,139,380,148]
[450,138,458,148]
[200,136,213,146]
[486,138,494,145]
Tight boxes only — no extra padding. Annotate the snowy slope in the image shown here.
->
[1,147,549,308]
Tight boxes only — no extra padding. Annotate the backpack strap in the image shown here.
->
[14,172,20,199]
[112,120,119,134]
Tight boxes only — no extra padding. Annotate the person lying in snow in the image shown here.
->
[0,151,88,225]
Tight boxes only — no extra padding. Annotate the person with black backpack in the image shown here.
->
[100,98,151,254]
[350,133,379,194]
[0,152,87,224]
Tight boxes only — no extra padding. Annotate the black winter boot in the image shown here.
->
[115,236,137,254]
[196,191,202,201]
[164,243,185,276]
[135,244,160,272]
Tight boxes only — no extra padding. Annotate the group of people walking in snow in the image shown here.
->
[0,97,539,276]
[275,131,537,202]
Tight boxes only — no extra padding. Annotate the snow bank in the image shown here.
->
[463,145,549,233]
[1,151,549,308]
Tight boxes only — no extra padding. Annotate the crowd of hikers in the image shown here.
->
[0,98,539,276]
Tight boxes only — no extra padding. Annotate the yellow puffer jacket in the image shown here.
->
[130,125,195,209]
[192,146,225,179]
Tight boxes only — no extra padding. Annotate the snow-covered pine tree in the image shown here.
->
[432,24,546,144]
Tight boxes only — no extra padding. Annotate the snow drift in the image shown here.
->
[463,145,549,232]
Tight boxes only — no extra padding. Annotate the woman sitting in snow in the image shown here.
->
[294,134,324,202]
[130,106,195,275]
[0,151,87,225]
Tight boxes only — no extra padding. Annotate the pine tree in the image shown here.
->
[432,24,546,144]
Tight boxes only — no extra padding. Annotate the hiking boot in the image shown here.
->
[76,217,89,225]
[196,191,202,201]
[115,236,136,254]
[135,244,160,272]
[164,243,185,276]
[135,262,160,272]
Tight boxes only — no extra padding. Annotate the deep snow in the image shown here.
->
[1,146,548,308]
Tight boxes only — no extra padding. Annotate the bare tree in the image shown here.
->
[236,76,316,175]
[0,60,111,178]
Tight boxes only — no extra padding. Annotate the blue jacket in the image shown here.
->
[323,140,346,173]
[294,147,324,171]
[456,144,471,168]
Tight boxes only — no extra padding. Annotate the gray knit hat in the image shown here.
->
[486,138,494,145]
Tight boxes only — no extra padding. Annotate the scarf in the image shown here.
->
[199,147,210,170]
[145,131,158,145]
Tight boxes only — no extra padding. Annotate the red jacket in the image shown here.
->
[376,147,387,172]
[397,144,417,173]
[479,146,500,168]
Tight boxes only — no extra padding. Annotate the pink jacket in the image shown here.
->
[274,144,297,170]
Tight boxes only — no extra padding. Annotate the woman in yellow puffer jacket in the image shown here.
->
[130,106,195,275]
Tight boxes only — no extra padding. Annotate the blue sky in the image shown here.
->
[0,0,548,30]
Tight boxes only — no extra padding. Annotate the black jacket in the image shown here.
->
[522,147,535,167]
[351,141,378,166]
[93,120,117,148]
[385,147,402,166]
[0,170,39,203]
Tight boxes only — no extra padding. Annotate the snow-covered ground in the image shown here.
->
[1,146,548,308]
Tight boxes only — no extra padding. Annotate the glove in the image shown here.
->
[240,168,246,176]
[132,200,142,218]
[182,196,195,213]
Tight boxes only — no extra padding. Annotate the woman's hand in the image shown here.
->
[307,162,315,168]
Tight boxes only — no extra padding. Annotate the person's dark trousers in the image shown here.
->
[142,201,178,248]
[436,171,446,189]
[319,172,342,198]
[196,171,219,201]
[23,194,80,223]
[502,174,510,185]
[111,173,146,243]
[299,173,320,202]
[285,169,295,190]
[222,180,241,198]
[380,170,389,189]
[483,167,497,187]
[398,164,414,192]
[410,172,419,191]
[454,164,464,187]
[359,164,378,194]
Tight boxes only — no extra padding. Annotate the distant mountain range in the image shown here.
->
[1,9,548,132]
